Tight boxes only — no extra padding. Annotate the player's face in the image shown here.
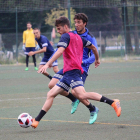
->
[34,30,40,39]
[56,25,67,35]
[74,19,86,34]
[27,23,32,29]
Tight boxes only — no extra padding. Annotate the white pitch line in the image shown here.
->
[0,92,140,102]
[0,96,63,102]
[103,92,140,95]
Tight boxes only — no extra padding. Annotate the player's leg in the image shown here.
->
[31,47,38,70]
[48,69,78,102]
[71,89,99,124]
[48,77,59,89]
[39,64,52,79]
[25,55,29,71]
[71,72,98,118]
[32,85,65,128]
[52,60,59,73]
[24,47,30,71]
[48,68,63,89]
[39,57,54,79]
[73,86,121,117]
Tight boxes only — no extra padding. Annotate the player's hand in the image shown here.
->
[50,41,54,46]
[28,51,34,56]
[35,45,40,50]
[22,45,25,50]
[37,64,49,74]
[95,60,100,68]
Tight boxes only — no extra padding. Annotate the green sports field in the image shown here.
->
[0,61,140,140]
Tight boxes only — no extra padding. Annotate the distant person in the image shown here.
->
[23,22,38,71]
[28,28,59,79]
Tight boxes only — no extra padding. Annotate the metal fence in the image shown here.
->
[0,0,140,63]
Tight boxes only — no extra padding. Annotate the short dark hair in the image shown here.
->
[55,16,70,28]
[74,13,88,26]
[33,28,40,31]
[27,22,32,25]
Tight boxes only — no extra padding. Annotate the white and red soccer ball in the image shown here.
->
[17,113,33,128]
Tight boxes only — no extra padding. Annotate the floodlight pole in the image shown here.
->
[68,0,71,28]
[16,7,18,63]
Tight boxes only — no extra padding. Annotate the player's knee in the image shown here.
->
[77,93,86,100]
[48,82,55,89]
[71,90,75,95]
[53,66,59,73]
[47,90,54,99]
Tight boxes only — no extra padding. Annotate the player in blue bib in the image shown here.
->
[28,28,59,79]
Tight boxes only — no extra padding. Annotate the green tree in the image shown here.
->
[45,7,76,30]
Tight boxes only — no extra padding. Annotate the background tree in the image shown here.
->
[45,7,76,30]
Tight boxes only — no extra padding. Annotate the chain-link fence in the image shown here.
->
[0,0,140,63]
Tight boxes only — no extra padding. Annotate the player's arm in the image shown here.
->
[87,44,99,61]
[82,37,98,65]
[23,31,26,45]
[87,44,100,68]
[28,47,46,56]
[38,33,69,73]
[82,38,100,68]
[22,31,26,50]
[29,38,49,56]
[38,47,65,74]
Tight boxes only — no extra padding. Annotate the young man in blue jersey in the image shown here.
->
[31,16,121,128]
[28,28,59,79]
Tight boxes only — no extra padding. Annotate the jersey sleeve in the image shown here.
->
[57,33,70,48]
[82,37,98,66]
[81,37,92,47]
[42,37,49,48]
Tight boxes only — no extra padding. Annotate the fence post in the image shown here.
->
[123,3,128,60]
[16,7,18,63]
[99,31,102,60]
[67,0,71,28]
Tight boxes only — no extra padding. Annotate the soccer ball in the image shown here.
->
[17,113,33,128]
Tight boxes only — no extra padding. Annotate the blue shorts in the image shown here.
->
[25,47,35,55]
[53,69,63,79]
[56,69,84,92]
[40,56,58,67]
[81,71,88,84]
[54,68,87,84]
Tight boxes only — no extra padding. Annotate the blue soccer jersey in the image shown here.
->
[35,35,55,59]
[74,28,98,74]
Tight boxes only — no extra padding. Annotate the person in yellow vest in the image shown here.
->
[23,22,38,71]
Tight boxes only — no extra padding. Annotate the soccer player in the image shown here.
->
[31,16,121,128]
[28,28,59,79]
[48,13,99,124]
[23,22,38,71]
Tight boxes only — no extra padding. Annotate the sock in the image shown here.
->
[47,74,52,80]
[26,55,29,67]
[35,110,46,121]
[66,92,77,102]
[86,103,95,112]
[32,55,36,67]
[100,96,114,105]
